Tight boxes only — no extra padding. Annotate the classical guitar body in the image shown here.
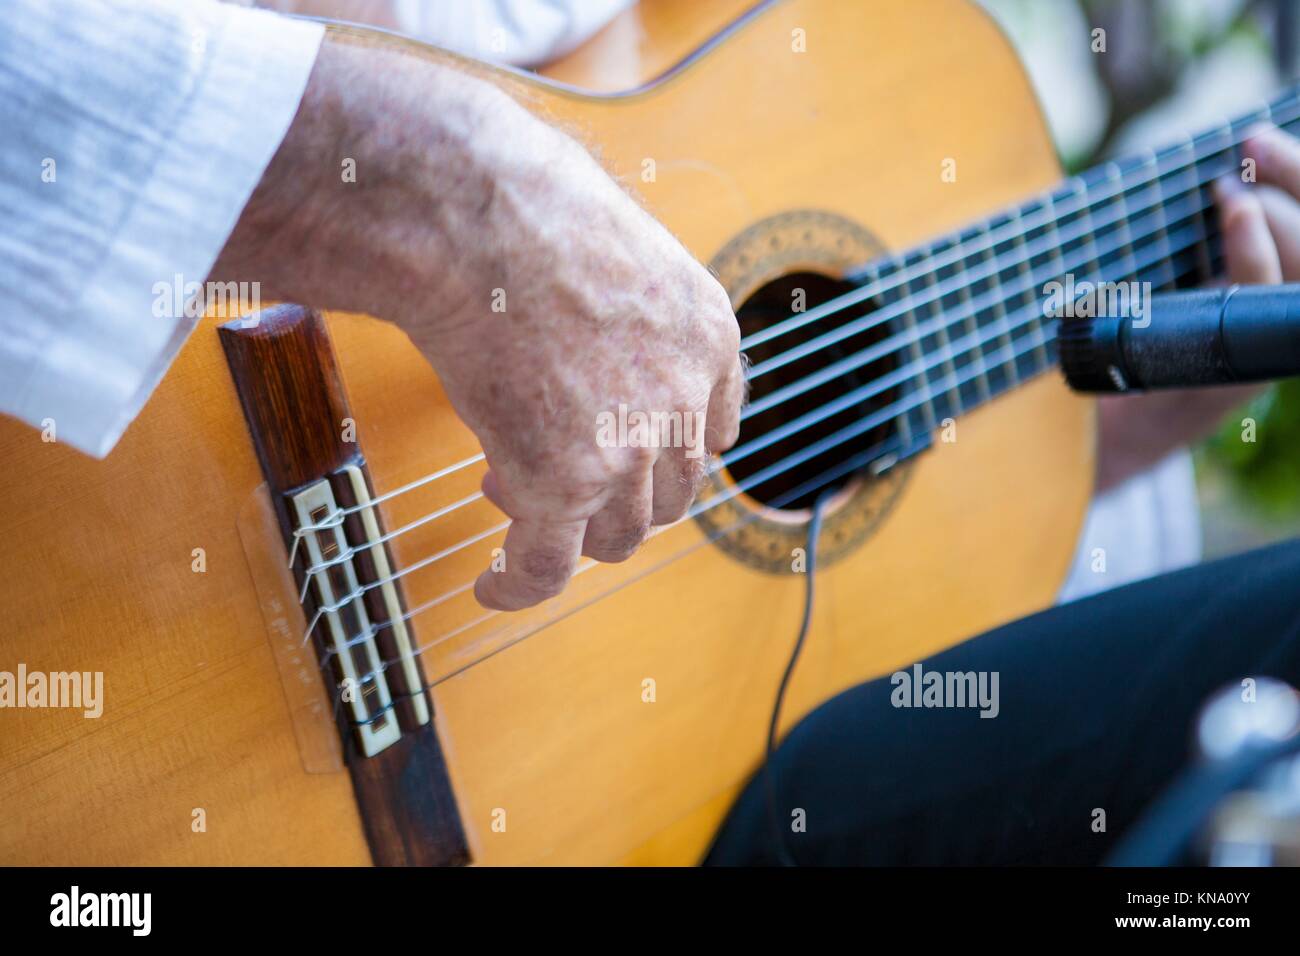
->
[0,0,1092,865]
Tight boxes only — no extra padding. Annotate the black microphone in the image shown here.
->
[1058,283,1300,393]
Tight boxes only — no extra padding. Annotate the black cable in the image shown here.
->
[763,489,834,866]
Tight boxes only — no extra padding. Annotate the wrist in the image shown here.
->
[211,31,537,327]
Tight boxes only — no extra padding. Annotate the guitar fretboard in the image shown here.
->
[856,82,1300,450]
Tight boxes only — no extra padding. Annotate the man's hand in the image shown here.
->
[1221,124,1300,284]
[211,33,744,610]
[1096,124,1300,492]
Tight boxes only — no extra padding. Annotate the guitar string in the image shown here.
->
[294,183,1224,620]
[716,195,1214,471]
[307,214,1207,666]
[286,453,484,568]
[742,95,1294,354]
[285,96,1294,551]
[336,428,915,726]
[290,101,1282,666]
[299,239,1184,657]
[328,254,1212,724]
[292,146,1210,580]
[745,113,1289,382]
[292,168,1179,585]
[294,172,1227,591]
[295,489,486,603]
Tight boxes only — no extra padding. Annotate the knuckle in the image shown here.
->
[695,275,739,344]
[654,499,691,524]
[589,521,651,562]
[517,545,572,595]
[719,312,742,356]
[710,307,741,357]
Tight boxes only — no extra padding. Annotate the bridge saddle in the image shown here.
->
[292,465,429,757]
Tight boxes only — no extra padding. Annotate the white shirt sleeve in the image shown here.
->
[1057,449,1203,604]
[0,0,324,457]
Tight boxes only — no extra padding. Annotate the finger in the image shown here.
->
[651,444,709,526]
[480,468,509,511]
[1215,179,1283,285]
[474,517,585,611]
[1243,125,1300,199]
[581,466,653,562]
[1252,184,1300,280]
[704,353,746,454]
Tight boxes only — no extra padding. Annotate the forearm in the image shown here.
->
[1095,384,1261,492]
[209,31,546,327]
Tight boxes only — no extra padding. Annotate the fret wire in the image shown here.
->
[1136,149,1179,291]
[944,229,993,406]
[895,264,940,434]
[918,241,965,418]
[865,262,915,448]
[748,97,1298,370]
[1082,160,1149,331]
[1071,176,1107,288]
[991,209,1043,383]
[722,212,1214,473]
[1008,205,1051,376]
[975,218,1020,392]
[1038,191,1071,367]
[1154,145,1207,287]
[1103,162,1142,283]
[1183,132,1217,282]
[1193,120,1237,277]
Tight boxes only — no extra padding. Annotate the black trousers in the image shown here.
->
[704,538,1300,865]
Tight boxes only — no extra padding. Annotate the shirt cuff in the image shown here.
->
[42,7,323,458]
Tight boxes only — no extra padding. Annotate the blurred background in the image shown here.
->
[981,0,1300,557]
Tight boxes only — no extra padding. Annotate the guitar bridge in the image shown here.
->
[220,304,469,866]
[290,468,430,757]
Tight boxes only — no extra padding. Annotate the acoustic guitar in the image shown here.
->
[0,0,1282,865]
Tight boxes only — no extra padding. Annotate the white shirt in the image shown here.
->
[0,0,324,457]
[1058,449,1202,603]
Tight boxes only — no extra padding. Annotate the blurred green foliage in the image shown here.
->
[1201,380,1300,517]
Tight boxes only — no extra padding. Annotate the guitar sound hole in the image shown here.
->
[730,271,899,511]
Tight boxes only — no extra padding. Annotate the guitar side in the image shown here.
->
[0,0,1092,866]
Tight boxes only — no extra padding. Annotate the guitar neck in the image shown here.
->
[854,81,1300,445]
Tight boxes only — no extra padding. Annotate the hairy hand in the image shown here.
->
[213,34,744,611]
[403,135,743,611]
